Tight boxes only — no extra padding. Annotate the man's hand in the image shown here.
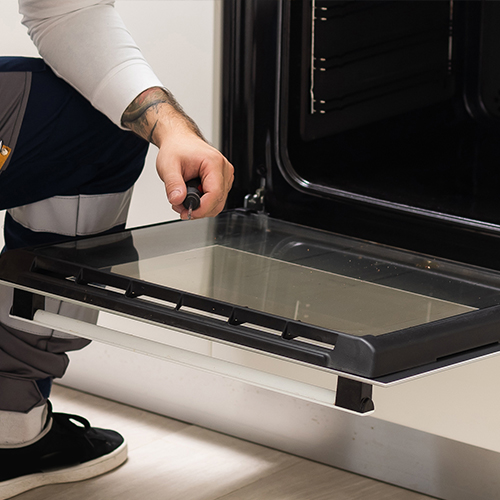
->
[121,87,234,219]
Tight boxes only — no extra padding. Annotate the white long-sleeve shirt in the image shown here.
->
[19,0,163,127]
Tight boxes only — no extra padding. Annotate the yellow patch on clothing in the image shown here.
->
[0,144,11,170]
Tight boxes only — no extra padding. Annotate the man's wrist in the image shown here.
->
[121,87,204,146]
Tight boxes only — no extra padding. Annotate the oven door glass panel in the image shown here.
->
[35,211,499,331]
[109,245,474,337]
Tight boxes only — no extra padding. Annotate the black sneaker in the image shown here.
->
[0,402,127,499]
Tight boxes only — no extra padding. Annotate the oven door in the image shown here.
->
[2,210,500,414]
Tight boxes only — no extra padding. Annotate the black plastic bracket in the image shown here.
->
[335,376,375,413]
[10,288,45,321]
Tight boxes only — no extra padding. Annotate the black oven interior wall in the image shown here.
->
[283,0,500,225]
[222,0,500,270]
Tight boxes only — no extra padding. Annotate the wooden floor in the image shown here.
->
[15,385,436,500]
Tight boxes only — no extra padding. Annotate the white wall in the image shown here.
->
[1,2,38,57]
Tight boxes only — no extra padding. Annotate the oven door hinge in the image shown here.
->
[243,178,266,212]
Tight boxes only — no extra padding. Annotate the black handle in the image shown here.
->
[182,177,202,210]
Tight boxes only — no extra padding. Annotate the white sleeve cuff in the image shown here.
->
[91,62,164,128]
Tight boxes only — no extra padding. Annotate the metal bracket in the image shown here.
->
[335,376,375,413]
[244,178,266,212]
[11,288,45,321]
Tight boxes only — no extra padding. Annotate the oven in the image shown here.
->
[2,1,500,498]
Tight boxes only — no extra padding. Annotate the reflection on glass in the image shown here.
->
[111,245,475,337]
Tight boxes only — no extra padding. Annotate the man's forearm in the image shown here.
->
[121,87,204,146]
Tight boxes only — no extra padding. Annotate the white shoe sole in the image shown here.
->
[0,440,127,500]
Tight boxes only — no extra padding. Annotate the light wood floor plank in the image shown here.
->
[216,460,435,500]
[12,385,435,500]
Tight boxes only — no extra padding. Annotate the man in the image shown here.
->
[0,1,234,497]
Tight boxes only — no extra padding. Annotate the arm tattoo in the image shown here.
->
[121,87,204,146]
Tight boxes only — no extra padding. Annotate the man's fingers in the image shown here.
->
[193,157,234,218]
